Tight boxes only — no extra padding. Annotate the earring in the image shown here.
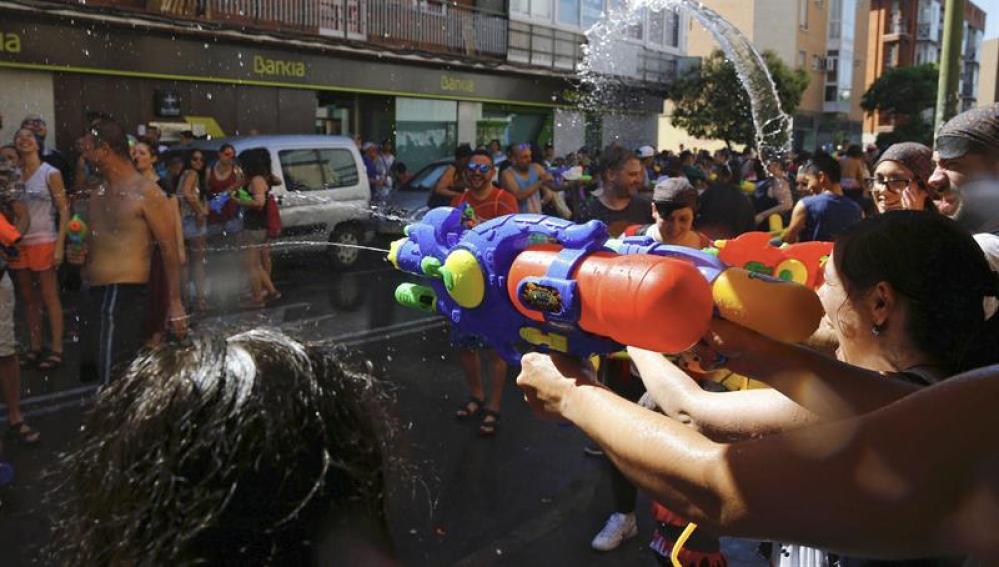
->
[872,323,884,336]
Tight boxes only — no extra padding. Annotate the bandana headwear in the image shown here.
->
[876,142,934,186]
[936,103,999,160]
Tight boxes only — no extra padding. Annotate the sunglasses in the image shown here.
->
[466,163,492,174]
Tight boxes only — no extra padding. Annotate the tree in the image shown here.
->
[860,63,938,148]
[668,49,810,149]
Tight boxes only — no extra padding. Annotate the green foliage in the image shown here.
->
[668,49,810,148]
[860,64,938,116]
[861,63,938,149]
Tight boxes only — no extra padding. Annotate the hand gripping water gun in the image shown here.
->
[66,214,88,257]
[209,188,252,214]
[711,231,833,290]
[388,208,824,364]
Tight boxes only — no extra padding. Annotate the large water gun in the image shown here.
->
[711,231,833,289]
[66,214,88,258]
[388,208,824,363]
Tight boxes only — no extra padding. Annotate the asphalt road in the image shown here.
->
[0,246,766,566]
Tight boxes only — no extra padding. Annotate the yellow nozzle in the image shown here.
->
[441,249,485,308]
[387,238,405,269]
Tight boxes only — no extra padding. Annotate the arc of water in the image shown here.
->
[581,0,793,163]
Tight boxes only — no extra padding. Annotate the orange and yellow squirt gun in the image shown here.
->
[388,208,825,364]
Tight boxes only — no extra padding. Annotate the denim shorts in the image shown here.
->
[182,216,207,239]
[206,217,244,238]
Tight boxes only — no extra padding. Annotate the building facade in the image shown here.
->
[863,0,985,144]
[0,0,690,172]
[978,37,999,106]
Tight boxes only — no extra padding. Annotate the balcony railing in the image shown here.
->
[67,0,508,59]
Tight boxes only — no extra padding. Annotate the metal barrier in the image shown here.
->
[146,0,507,57]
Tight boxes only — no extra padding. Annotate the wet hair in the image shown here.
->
[89,118,131,158]
[238,148,274,182]
[845,144,864,158]
[219,143,236,156]
[469,149,494,163]
[135,137,160,160]
[834,211,999,373]
[679,150,694,163]
[801,152,842,184]
[454,143,473,160]
[50,329,389,565]
[595,144,639,178]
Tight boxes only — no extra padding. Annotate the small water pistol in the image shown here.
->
[388,208,824,364]
[66,214,88,257]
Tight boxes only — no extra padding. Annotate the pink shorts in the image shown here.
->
[8,241,56,272]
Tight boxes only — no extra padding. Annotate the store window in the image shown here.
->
[396,98,458,173]
[476,104,553,149]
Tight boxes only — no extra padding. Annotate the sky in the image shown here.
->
[984,0,999,39]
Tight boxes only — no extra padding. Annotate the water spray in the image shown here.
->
[581,0,793,163]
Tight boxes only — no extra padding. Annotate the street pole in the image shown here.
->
[935,0,966,131]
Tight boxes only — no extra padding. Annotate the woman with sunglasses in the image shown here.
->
[870,142,936,214]
[178,150,209,312]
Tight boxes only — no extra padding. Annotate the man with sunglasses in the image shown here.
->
[450,150,517,436]
[70,119,187,385]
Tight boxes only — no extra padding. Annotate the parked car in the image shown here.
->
[375,158,452,236]
[164,135,372,268]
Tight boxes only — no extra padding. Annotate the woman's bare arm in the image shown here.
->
[702,319,921,419]
[517,353,999,559]
[628,347,819,441]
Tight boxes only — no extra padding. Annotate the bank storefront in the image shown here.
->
[0,9,565,171]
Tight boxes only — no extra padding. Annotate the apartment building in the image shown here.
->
[684,0,862,152]
[0,0,691,169]
[864,0,986,144]
[507,0,691,152]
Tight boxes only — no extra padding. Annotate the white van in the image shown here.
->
[174,135,372,268]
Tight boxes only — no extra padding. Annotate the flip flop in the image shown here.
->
[478,410,501,436]
[5,422,40,445]
[455,396,485,421]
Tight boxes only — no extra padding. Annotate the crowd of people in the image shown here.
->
[1,99,999,565]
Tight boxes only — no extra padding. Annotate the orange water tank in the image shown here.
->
[507,245,714,354]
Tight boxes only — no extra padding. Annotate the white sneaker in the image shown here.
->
[591,512,638,551]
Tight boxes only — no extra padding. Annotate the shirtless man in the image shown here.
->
[71,119,187,384]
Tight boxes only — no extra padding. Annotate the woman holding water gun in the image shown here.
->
[517,211,999,562]
[205,144,245,239]
[233,149,280,309]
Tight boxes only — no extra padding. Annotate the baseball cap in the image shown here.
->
[935,103,999,160]
[652,177,697,209]
[636,145,655,159]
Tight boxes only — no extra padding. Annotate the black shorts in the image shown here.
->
[79,284,148,385]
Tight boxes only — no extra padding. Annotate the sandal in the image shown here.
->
[478,410,501,436]
[37,351,63,371]
[455,396,485,421]
[19,350,41,368]
[5,422,41,445]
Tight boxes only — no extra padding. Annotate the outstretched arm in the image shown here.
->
[628,347,819,441]
[782,200,807,243]
[517,353,999,559]
[698,319,921,419]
